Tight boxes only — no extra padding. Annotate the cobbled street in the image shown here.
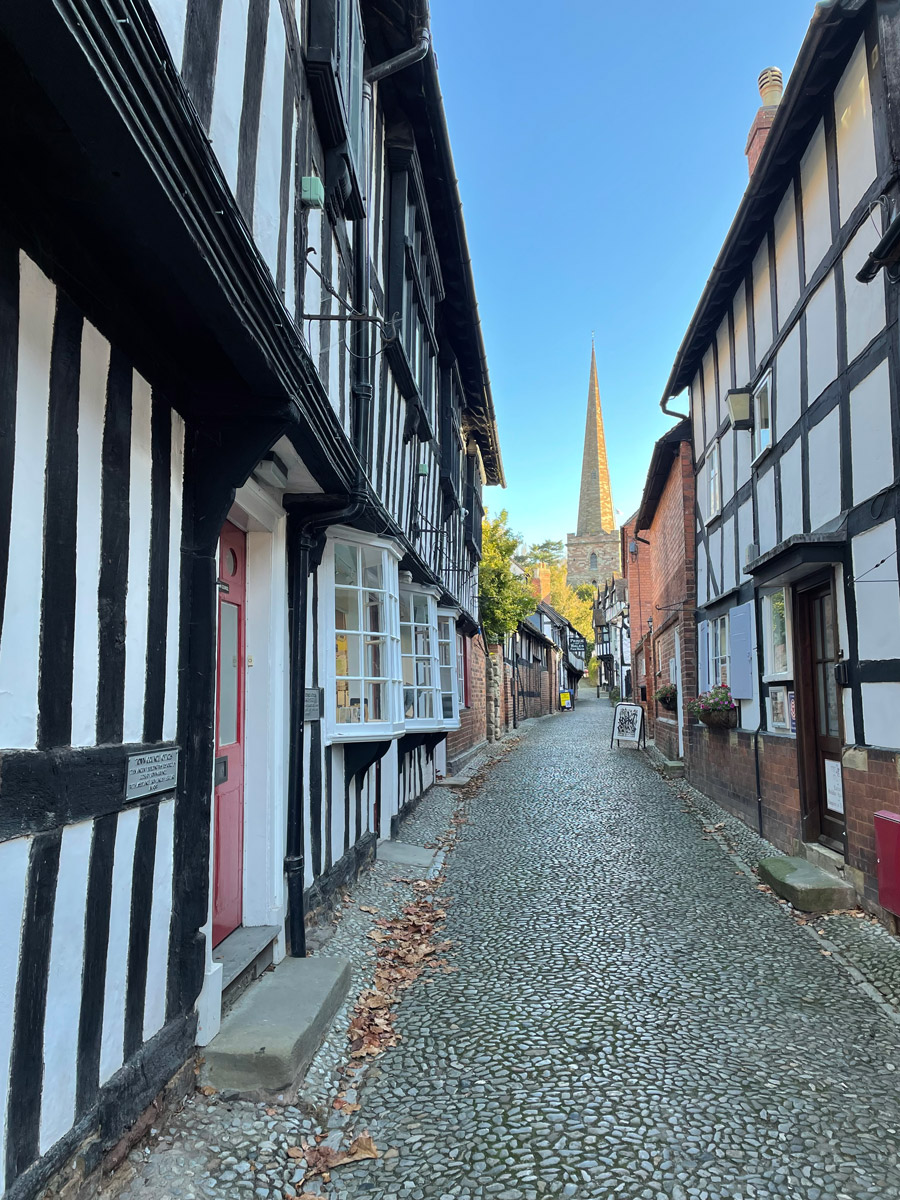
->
[120,695,900,1200]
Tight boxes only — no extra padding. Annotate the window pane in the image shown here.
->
[417,691,433,719]
[336,680,362,724]
[218,601,239,746]
[414,625,430,654]
[440,665,453,691]
[361,546,383,588]
[365,636,387,678]
[404,687,415,718]
[442,694,454,719]
[335,588,359,631]
[771,590,787,673]
[413,595,429,623]
[399,592,411,623]
[415,658,432,686]
[335,543,358,586]
[364,591,385,632]
[336,633,361,678]
[439,642,451,666]
[400,626,412,656]
[365,683,385,722]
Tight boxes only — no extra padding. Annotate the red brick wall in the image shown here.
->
[446,634,488,763]
[844,748,900,906]
[686,726,803,852]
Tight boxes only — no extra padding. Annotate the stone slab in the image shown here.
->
[202,955,351,1093]
[758,855,856,913]
[213,924,280,990]
[377,839,436,868]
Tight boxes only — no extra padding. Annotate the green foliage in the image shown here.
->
[515,538,565,568]
[540,560,594,648]
[608,686,620,706]
[686,684,736,717]
[654,682,678,708]
[479,510,537,643]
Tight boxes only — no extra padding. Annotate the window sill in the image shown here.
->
[751,444,773,469]
[763,673,793,685]
[327,723,404,745]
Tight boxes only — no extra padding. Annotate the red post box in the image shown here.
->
[874,811,900,915]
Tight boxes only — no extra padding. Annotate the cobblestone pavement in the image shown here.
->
[117,695,900,1200]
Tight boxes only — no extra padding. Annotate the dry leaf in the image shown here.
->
[199,1085,217,1096]
[286,1146,304,1159]
[346,1133,380,1162]
[359,905,379,914]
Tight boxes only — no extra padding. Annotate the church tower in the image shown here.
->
[566,343,622,588]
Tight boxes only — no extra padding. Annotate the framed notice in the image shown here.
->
[610,702,645,748]
[824,758,844,815]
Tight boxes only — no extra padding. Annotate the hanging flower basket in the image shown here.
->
[687,685,738,729]
[655,683,678,712]
[698,707,737,729]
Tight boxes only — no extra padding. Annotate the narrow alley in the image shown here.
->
[121,695,900,1200]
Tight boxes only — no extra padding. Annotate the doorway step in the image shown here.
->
[758,855,855,912]
[202,955,351,1095]
[798,840,846,879]
[213,925,280,1015]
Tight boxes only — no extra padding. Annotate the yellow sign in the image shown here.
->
[559,691,572,709]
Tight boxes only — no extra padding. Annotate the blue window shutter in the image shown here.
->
[729,602,754,699]
[698,620,710,693]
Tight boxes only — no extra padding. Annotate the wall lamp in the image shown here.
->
[726,387,753,430]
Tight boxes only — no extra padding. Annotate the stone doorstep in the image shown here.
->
[797,840,846,880]
[758,855,857,913]
[376,839,436,868]
[201,955,351,1095]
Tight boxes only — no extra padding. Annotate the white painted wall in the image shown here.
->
[254,3,287,282]
[721,431,735,505]
[850,359,893,505]
[834,37,878,226]
[99,807,141,1084]
[0,255,54,749]
[0,836,30,1187]
[149,0,187,69]
[735,429,752,490]
[779,441,803,541]
[774,183,800,326]
[852,520,900,660]
[163,415,185,742]
[708,526,721,596]
[737,499,754,577]
[40,820,92,1154]
[733,287,750,387]
[716,317,731,406]
[807,407,842,530]
[721,516,736,593]
[752,241,773,366]
[844,219,886,363]
[806,271,838,404]
[757,468,777,554]
[123,372,153,744]
[702,348,717,447]
[691,373,703,457]
[209,0,250,195]
[800,121,831,282]
[143,798,175,1041]
[775,323,801,438]
[71,322,110,746]
[862,683,900,749]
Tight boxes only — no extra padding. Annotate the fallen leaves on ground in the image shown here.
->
[299,1133,381,1177]
[359,905,379,914]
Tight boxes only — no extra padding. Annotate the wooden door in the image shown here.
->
[213,521,246,947]
[796,577,844,849]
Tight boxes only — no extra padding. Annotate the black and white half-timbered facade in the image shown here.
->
[661,0,900,911]
[0,0,502,1194]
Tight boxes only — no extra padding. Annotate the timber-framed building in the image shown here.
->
[0,2,501,1195]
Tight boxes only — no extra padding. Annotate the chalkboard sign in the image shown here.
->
[610,703,645,748]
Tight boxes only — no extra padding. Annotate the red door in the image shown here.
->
[213,521,246,947]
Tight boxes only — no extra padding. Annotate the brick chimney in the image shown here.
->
[531,564,551,600]
[745,67,783,176]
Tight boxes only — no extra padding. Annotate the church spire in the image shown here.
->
[576,341,615,535]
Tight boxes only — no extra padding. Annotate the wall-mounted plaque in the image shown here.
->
[304,688,323,722]
[126,748,179,801]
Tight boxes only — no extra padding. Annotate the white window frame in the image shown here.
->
[768,684,792,732]
[708,442,722,519]
[323,528,404,743]
[400,584,442,730]
[457,632,468,708]
[711,614,730,687]
[753,370,773,462]
[761,586,793,682]
[437,608,461,730]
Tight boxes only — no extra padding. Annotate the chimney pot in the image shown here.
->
[758,67,784,108]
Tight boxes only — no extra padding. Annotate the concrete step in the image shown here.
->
[377,839,436,869]
[758,856,856,913]
[202,955,351,1095]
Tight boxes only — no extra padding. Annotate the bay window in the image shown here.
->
[457,632,469,709]
[328,533,402,739]
[438,610,460,727]
[400,587,440,725]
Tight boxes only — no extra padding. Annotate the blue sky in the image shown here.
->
[430,0,815,548]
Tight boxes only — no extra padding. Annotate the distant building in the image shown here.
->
[567,344,621,588]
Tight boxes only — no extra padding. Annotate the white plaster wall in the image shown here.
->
[757,468,777,554]
[806,271,838,405]
[716,317,731,405]
[774,183,800,326]
[733,287,750,387]
[735,429,752,489]
[721,431,735,505]
[123,373,153,744]
[99,807,141,1085]
[697,544,708,606]
[0,255,54,749]
[253,4,287,282]
[284,112,298,317]
[702,348,717,446]
[850,359,894,505]
[844,219,887,363]
[149,0,187,69]
[779,441,803,541]
[852,520,900,660]
[0,836,30,1188]
[801,121,831,282]
[721,516,736,593]
[40,821,92,1154]
[738,500,754,577]
[834,37,878,226]
[163,416,185,742]
[862,683,900,749]
[71,322,110,747]
[752,241,773,366]
[708,526,722,596]
[209,0,250,195]
[304,208,323,361]
[691,375,704,457]
[143,799,175,1041]
[775,323,801,439]
[697,459,708,524]
[807,408,842,530]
